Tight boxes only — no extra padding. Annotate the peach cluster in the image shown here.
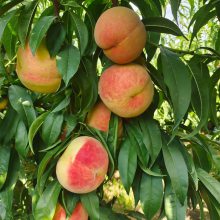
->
[94,6,154,118]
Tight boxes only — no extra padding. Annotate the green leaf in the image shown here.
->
[57,45,80,86]
[0,189,13,220]
[162,137,188,205]
[46,22,66,57]
[107,113,119,160]
[142,17,186,39]
[28,112,50,154]
[146,32,160,61]
[0,10,17,42]
[197,168,220,204]
[215,28,220,53]
[70,12,89,56]
[52,96,70,113]
[34,181,61,220]
[189,3,216,44]
[0,145,11,190]
[210,68,220,126]
[125,123,149,168]
[170,0,181,21]
[42,113,64,146]
[132,168,142,206]
[17,1,38,47]
[62,191,79,217]
[164,180,187,220]
[160,47,191,135]
[191,143,212,172]
[0,107,20,144]
[99,207,129,220]
[118,136,137,193]
[186,57,210,137]
[8,85,36,127]
[72,58,98,114]
[200,185,220,219]
[0,0,23,16]
[29,15,56,54]
[140,166,163,220]
[138,115,162,167]
[81,191,100,220]
[15,120,28,157]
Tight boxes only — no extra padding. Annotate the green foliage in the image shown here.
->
[0,0,219,219]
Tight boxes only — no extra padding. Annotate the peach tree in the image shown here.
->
[0,0,220,219]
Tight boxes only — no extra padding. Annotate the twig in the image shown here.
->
[53,0,59,17]
[111,0,118,7]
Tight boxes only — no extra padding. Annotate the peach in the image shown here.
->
[86,100,123,137]
[56,136,109,193]
[52,204,66,220]
[94,6,146,64]
[69,202,88,220]
[16,40,61,93]
[98,63,154,118]
[87,101,112,132]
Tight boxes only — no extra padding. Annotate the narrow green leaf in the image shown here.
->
[42,113,64,146]
[160,47,191,134]
[52,96,70,113]
[170,0,181,21]
[132,168,142,206]
[28,112,50,154]
[210,68,220,126]
[138,115,162,167]
[0,189,13,220]
[81,191,100,220]
[99,207,129,220]
[143,17,186,39]
[17,1,38,47]
[164,180,187,220]
[8,85,36,127]
[200,185,220,219]
[0,145,11,190]
[0,0,23,16]
[197,168,220,204]
[107,113,119,160]
[0,107,20,144]
[118,136,137,193]
[62,191,79,217]
[186,57,210,137]
[15,120,28,157]
[162,137,188,205]
[34,181,61,219]
[46,22,66,57]
[57,45,80,86]
[140,166,163,220]
[29,16,56,54]
[70,12,89,55]
[0,10,17,41]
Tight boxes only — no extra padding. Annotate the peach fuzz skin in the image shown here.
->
[16,41,61,93]
[52,204,66,220]
[94,6,146,64]
[56,136,109,194]
[98,63,154,118]
[69,202,88,220]
[87,101,113,132]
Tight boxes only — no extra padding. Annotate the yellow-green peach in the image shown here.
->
[16,41,61,93]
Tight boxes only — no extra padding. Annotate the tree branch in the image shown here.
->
[53,0,59,17]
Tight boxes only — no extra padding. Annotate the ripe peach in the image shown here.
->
[69,202,88,220]
[56,136,109,194]
[87,101,112,132]
[94,6,146,64]
[52,204,66,220]
[16,41,61,93]
[98,63,154,118]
